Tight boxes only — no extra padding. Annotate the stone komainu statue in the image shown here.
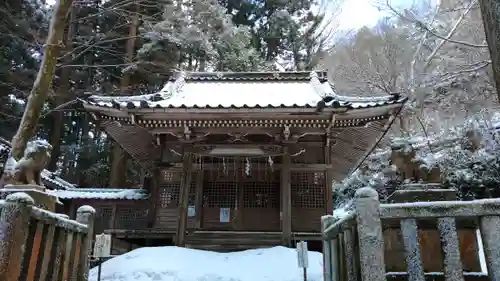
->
[3,140,52,189]
[390,141,441,183]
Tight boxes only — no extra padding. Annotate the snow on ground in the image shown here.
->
[89,246,323,281]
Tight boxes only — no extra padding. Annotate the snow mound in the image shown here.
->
[89,246,323,281]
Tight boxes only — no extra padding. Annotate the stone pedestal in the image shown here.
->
[387,183,457,203]
[0,184,59,212]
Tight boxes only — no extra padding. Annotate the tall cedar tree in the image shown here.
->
[11,0,74,160]
[479,0,500,102]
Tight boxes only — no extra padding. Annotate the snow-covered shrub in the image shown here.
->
[333,112,500,209]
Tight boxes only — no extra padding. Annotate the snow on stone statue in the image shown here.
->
[2,139,52,189]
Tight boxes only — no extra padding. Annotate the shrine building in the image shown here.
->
[56,70,406,252]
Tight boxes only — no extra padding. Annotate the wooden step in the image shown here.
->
[185,244,276,251]
[184,231,283,251]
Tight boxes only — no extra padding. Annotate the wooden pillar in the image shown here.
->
[324,138,333,214]
[235,156,244,228]
[175,145,193,246]
[194,169,204,229]
[146,168,159,228]
[281,146,292,246]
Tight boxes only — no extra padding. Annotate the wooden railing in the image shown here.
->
[0,192,95,281]
[322,187,500,281]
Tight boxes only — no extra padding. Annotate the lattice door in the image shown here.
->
[201,156,238,230]
[94,206,113,234]
[290,171,326,231]
[156,169,198,230]
[241,158,281,231]
[156,169,182,229]
[114,206,148,229]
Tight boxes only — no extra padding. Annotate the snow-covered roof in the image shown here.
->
[80,71,405,110]
[47,188,148,200]
[0,138,76,190]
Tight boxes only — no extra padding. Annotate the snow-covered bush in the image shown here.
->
[334,112,500,209]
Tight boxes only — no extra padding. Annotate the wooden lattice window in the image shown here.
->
[160,170,181,183]
[203,181,237,208]
[94,206,113,233]
[243,182,279,208]
[188,172,197,206]
[114,206,148,229]
[158,183,180,208]
[291,172,326,208]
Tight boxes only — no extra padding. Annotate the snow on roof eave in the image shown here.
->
[49,188,150,200]
[80,71,403,112]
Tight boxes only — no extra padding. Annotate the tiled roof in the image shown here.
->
[0,138,76,190]
[80,71,405,110]
[48,188,149,200]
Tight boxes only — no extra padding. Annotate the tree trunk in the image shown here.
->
[108,2,139,187]
[478,0,500,102]
[48,4,77,171]
[10,0,74,160]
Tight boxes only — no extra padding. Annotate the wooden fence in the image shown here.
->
[322,187,500,281]
[0,192,95,281]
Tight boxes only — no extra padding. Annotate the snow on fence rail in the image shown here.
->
[0,192,95,281]
[321,187,500,281]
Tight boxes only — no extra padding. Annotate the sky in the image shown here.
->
[337,0,387,30]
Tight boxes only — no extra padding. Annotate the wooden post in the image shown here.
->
[146,169,159,228]
[479,215,500,281]
[194,170,204,229]
[324,139,333,214]
[0,192,34,281]
[176,145,193,246]
[354,187,386,281]
[76,205,96,281]
[281,145,292,246]
[235,156,244,228]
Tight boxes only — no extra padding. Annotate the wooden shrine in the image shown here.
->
[70,71,406,251]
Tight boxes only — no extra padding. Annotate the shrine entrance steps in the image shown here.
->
[184,231,282,251]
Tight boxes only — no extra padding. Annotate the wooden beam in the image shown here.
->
[151,127,329,135]
[281,146,292,246]
[163,141,326,147]
[175,145,193,246]
[187,163,332,171]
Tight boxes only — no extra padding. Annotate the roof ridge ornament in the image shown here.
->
[168,71,186,94]
[309,71,329,98]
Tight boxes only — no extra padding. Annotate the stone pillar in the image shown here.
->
[76,205,96,281]
[354,187,386,281]
[0,192,34,281]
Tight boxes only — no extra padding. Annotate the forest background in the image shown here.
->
[0,0,496,192]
